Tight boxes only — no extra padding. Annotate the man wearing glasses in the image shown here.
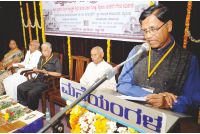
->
[117,4,200,121]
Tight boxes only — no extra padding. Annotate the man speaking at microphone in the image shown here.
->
[117,4,200,119]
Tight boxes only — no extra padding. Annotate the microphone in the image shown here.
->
[38,42,150,133]
[103,42,150,80]
[116,42,149,69]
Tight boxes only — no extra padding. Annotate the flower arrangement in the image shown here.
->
[0,101,14,110]
[4,106,26,122]
[69,105,137,133]
[0,113,7,126]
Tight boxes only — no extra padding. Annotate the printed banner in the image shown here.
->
[42,1,150,42]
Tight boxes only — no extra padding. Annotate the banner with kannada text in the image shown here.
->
[42,1,150,42]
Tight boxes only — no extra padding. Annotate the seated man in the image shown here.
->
[3,40,42,100]
[0,39,24,95]
[17,42,62,110]
[117,4,200,119]
[69,46,117,132]
[80,46,116,91]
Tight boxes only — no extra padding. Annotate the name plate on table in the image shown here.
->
[60,78,189,133]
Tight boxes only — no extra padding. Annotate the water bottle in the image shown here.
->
[45,108,51,122]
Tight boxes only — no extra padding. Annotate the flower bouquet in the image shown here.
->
[68,105,137,133]
[4,106,26,122]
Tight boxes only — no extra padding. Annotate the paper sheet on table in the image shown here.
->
[116,95,146,102]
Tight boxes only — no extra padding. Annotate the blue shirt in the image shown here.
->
[117,42,200,114]
[172,55,200,113]
[117,46,151,97]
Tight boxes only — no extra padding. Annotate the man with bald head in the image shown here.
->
[17,42,61,110]
[3,40,42,100]
[80,46,116,91]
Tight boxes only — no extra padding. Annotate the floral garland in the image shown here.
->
[21,2,42,29]
[183,1,192,49]
[33,1,39,41]
[19,2,42,48]
[39,1,46,43]
[26,3,32,41]
[19,1,27,50]
[107,39,111,63]
[188,30,200,43]
[67,36,72,73]
[69,105,137,133]
[186,2,200,44]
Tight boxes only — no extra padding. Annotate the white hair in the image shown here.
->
[42,42,52,50]
[91,46,104,55]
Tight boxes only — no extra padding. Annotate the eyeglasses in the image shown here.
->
[141,21,168,35]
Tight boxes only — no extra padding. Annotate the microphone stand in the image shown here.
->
[38,74,108,133]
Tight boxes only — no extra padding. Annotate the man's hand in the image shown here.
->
[41,69,48,75]
[146,92,177,109]
[159,92,177,108]
[33,68,48,75]
[33,67,40,73]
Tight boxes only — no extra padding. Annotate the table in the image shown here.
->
[0,95,44,133]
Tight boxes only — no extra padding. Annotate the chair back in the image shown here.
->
[70,56,90,82]
[53,52,63,67]
[48,52,63,88]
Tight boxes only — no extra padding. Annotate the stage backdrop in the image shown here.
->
[42,1,150,42]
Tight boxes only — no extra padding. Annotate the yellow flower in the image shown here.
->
[68,105,138,133]
[4,113,9,121]
[95,113,106,120]
[95,119,107,133]
[69,105,88,130]
[69,114,79,129]
[71,124,81,133]
[128,127,138,133]
[70,105,88,116]
[95,114,108,133]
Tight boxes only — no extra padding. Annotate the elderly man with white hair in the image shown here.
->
[80,46,117,91]
[3,40,42,100]
[17,42,61,110]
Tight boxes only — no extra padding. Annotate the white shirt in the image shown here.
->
[19,50,42,69]
[4,50,42,100]
[80,60,117,91]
